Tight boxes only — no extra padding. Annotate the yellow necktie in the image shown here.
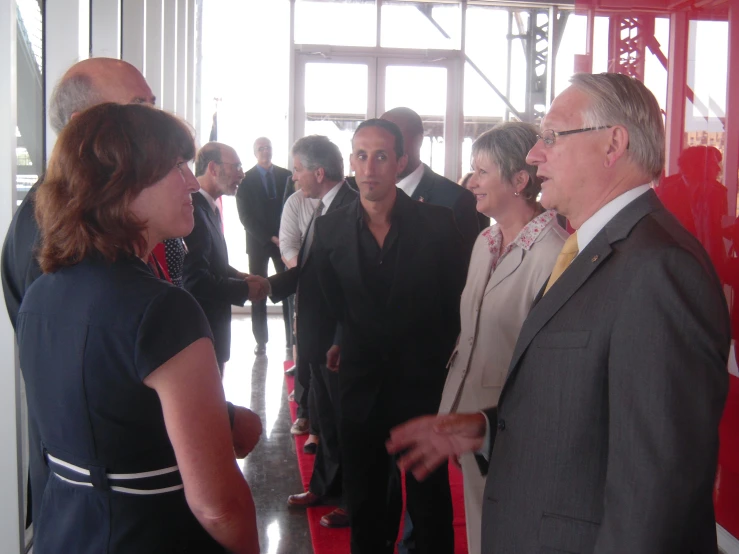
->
[543,232,578,295]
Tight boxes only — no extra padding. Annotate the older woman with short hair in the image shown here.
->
[438,122,568,554]
[17,103,259,553]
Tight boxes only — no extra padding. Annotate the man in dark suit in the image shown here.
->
[235,137,293,355]
[0,58,157,533]
[2,58,156,330]
[184,142,269,372]
[312,119,468,553]
[387,74,730,554]
[347,107,479,259]
[268,135,356,528]
[379,105,480,554]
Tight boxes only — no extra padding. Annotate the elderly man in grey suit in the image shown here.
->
[387,72,730,554]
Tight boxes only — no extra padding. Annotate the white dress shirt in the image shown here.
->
[319,180,344,212]
[575,184,651,255]
[279,191,320,262]
[198,189,218,214]
[396,163,425,198]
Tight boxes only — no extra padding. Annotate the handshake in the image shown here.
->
[244,274,270,302]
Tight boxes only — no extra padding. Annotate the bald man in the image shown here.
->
[0,57,156,534]
[2,58,155,327]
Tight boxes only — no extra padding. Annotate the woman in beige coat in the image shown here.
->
[438,122,568,554]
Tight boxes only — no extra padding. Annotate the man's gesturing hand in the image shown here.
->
[386,413,487,481]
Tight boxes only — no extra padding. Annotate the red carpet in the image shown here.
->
[284,365,469,554]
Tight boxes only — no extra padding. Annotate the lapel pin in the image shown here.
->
[591,255,599,263]
[418,196,425,202]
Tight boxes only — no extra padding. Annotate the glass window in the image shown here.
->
[554,13,587,97]
[384,64,447,175]
[380,1,461,50]
[295,0,377,47]
[202,1,290,274]
[16,0,44,205]
[304,62,369,174]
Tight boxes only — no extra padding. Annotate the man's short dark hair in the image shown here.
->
[353,119,405,160]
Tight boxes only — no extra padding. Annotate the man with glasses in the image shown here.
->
[387,73,730,554]
[184,142,269,373]
[236,137,294,356]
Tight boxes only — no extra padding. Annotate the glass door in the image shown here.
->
[294,55,376,175]
[293,52,463,180]
[379,58,457,178]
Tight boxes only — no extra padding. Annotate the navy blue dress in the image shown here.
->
[16,256,226,553]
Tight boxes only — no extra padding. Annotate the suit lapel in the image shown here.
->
[484,248,524,297]
[410,165,434,202]
[386,192,418,311]
[300,182,356,267]
[502,189,660,388]
[195,193,228,256]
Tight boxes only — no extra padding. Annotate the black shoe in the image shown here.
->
[285,366,296,376]
[254,344,266,356]
[303,441,318,455]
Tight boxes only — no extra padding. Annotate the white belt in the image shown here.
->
[47,453,184,496]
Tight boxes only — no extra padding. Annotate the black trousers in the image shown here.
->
[248,249,290,347]
[293,358,316,428]
[340,390,453,554]
[308,362,343,498]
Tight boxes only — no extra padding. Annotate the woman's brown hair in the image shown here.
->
[35,103,195,273]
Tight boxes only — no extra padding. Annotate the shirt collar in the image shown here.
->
[396,163,425,198]
[575,184,651,254]
[355,188,410,221]
[482,209,557,254]
[198,189,218,214]
[256,164,272,177]
[320,181,344,212]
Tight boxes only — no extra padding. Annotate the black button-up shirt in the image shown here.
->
[356,193,402,306]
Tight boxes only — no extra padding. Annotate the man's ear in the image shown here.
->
[349,153,356,173]
[604,125,629,168]
[412,133,424,156]
[315,167,326,184]
[396,154,409,178]
[208,160,219,176]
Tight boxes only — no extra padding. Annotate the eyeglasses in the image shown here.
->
[218,161,243,171]
[537,126,612,147]
[257,146,272,152]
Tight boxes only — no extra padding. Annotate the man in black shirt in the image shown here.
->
[312,119,467,554]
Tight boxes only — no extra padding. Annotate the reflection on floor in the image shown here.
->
[224,314,313,554]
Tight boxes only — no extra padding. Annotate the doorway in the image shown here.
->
[293,48,463,179]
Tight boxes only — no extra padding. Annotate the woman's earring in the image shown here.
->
[514,191,520,197]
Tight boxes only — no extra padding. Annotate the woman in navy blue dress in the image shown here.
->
[16,103,259,553]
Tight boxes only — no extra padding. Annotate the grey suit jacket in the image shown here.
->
[481,190,730,554]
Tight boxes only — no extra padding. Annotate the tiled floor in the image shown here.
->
[224,314,314,554]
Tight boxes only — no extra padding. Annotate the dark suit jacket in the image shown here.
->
[2,180,42,329]
[235,164,293,258]
[480,190,730,554]
[183,192,250,365]
[312,190,468,422]
[269,182,357,363]
[347,164,479,257]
